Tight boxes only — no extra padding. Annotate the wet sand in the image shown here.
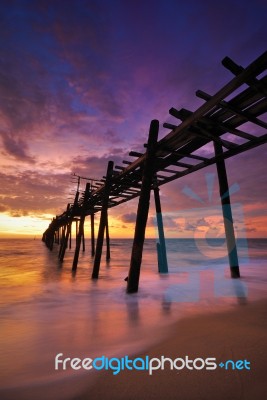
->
[76,299,267,400]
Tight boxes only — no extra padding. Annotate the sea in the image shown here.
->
[0,238,266,399]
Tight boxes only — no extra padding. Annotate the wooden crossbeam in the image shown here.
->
[173,161,192,168]
[197,119,255,141]
[129,151,143,157]
[110,194,132,199]
[157,133,267,186]
[122,188,141,193]
[163,122,177,130]
[162,150,208,161]
[158,52,267,152]
[170,107,240,149]
[196,89,267,130]
[161,168,180,174]
[222,56,267,97]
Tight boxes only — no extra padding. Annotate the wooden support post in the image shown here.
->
[106,214,110,261]
[69,224,72,249]
[59,223,70,261]
[92,161,113,279]
[59,224,66,254]
[49,230,54,250]
[91,213,95,257]
[58,224,66,260]
[72,183,91,271]
[127,120,159,293]
[61,225,66,247]
[82,225,85,252]
[59,199,78,262]
[76,220,78,242]
[153,182,168,273]
[214,142,240,278]
[54,227,58,244]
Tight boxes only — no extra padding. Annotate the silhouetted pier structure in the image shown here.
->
[42,52,267,293]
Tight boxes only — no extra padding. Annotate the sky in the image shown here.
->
[0,0,266,239]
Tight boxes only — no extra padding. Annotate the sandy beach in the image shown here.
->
[76,299,267,400]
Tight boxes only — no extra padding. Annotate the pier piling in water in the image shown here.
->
[59,227,62,245]
[72,183,91,271]
[58,204,71,262]
[69,225,72,249]
[56,228,60,245]
[92,161,114,279]
[59,191,80,262]
[75,220,78,243]
[82,225,85,252]
[91,213,95,257]
[214,142,240,278]
[106,214,110,261]
[153,181,168,274]
[127,120,159,293]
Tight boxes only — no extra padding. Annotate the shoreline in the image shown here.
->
[1,299,266,400]
[76,298,267,400]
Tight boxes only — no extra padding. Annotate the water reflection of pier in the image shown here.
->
[43,52,267,293]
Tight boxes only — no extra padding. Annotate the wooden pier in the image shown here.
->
[42,52,267,292]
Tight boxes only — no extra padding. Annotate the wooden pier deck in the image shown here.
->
[42,52,267,292]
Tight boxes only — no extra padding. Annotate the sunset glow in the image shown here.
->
[0,0,266,239]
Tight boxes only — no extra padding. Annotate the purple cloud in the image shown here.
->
[121,212,137,223]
